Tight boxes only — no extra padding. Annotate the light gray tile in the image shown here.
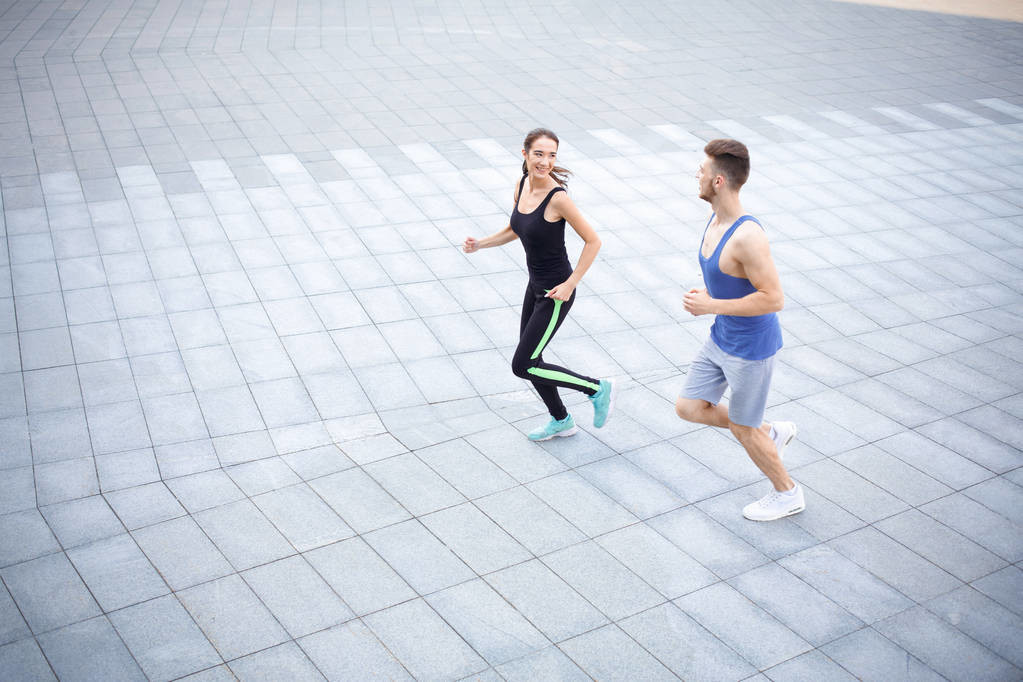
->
[765,650,859,682]
[365,453,465,517]
[972,566,1023,618]
[876,509,1007,582]
[226,457,301,496]
[415,439,517,499]
[696,486,821,560]
[37,616,145,682]
[365,519,475,594]
[465,425,567,483]
[178,574,290,661]
[559,624,676,681]
[821,627,943,682]
[927,586,1023,669]
[796,459,908,523]
[596,523,716,600]
[619,602,757,682]
[0,466,34,515]
[778,545,914,624]
[875,606,1019,682]
[0,581,30,646]
[67,534,169,611]
[194,499,295,570]
[165,469,245,513]
[104,481,188,529]
[918,418,1023,474]
[28,408,92,463]
[364,599,488,681]
[34,456,99,506]
[87,400,152,454]
[132,516,234,591]
[109,594,222,682]
[922,494,1023,562]
[0,639,56,681]
[304,537,416,616]
[427,579,548,666]
[474,486,585,557]
[253,483,354,551]
[309,467,411,534]
[528,471,637,538]
[874,430,992,490]
[299,621,412,682]
[421,503,532,575]
[229,642,325,682]
[577,456,685,519]
[647,506,769,579]
[1,551,100,633]
[676,582,811,670]
[242,555,353,638]
[0,509,59,569]
[729,562,863,647]
[495,645,589,682]
[486,559,608,643]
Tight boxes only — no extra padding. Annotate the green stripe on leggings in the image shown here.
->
[530,296,563,360]
[527,366,600,392]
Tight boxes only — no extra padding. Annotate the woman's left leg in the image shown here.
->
[512,290,601,413]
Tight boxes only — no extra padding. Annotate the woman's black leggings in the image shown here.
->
[512,285,600,420]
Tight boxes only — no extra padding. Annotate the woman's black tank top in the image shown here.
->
[509,176,573,289]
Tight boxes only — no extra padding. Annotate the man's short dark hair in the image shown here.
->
[704,139,750,188]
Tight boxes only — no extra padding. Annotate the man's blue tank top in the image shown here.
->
[698,214,783,360]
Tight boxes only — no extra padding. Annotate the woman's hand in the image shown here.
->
[545,280,576,302]
[683,287,716,316]
[463,236,480,253]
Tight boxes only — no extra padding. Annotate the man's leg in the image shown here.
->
[729,422,793,492]
[675,397,775,438]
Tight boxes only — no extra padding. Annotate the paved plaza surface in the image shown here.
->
[1,0,1022,679]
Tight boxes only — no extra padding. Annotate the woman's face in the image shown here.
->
[523,136,558,180]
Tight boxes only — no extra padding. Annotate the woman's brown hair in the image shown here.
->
[522,128,572,187]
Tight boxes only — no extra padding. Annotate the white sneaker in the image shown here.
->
[770,421,797,459]
[743,483,806,521]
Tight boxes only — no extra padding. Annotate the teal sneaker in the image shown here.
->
[527,415,578,441]
[589,379,617,428]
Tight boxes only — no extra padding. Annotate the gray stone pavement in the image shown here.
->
[0,0,1021,679]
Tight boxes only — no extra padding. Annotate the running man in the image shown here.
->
[675,139,804,521]
[463,128,616,441]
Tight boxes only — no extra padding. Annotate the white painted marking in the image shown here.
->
[818,110,886,135]
[924,102,994,127]
[648,124,704,149]
[707,119,770,145]
[873,106,939,130]
[976,97,1023,119]
[763,114,829,140]
[588,128,647,154]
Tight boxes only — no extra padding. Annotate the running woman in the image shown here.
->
[675,139,803,521]
[463,128,616,441]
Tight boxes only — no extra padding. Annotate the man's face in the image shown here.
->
[696,155,721,202]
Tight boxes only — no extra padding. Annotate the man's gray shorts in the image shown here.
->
[680,337,776,427]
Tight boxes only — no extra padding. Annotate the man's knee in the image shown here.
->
[675,397,707,422]
[728,421,756,444]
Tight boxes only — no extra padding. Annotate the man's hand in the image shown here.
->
[683,287,716,316]
[463,236,480,253]
[545,280,576,302]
